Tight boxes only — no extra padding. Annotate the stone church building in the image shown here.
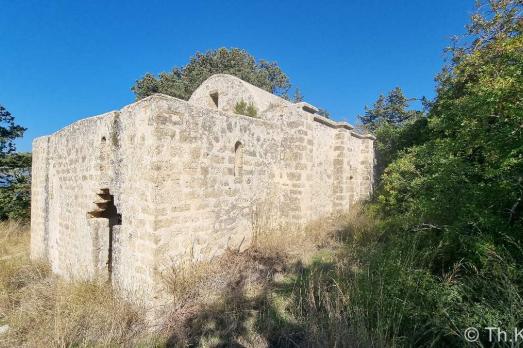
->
[30,74,374,299]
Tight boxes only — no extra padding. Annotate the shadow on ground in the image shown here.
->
[160,249,346,348]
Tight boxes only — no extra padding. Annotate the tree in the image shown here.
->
[359,87,420,132]
[0,153,31,220]
[448,0,522,64]
[336,3,523,346]
[132,48,291,101]
[0,105,25,155]
[293,88,304,102]
[379,0,523,231]
[0,105,30,220]
[358,87,427,182]
[369,2,523,343]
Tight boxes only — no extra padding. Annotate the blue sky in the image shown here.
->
[1,0,475,152]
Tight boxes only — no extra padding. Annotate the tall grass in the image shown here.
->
[156,211,342,347]
[0,214,342,347]
[3,207,517,347]
[282,210,523,347]
[0,222,152,348]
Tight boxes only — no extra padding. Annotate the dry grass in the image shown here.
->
[0,220,29,260]
[0,207,374,347]
[0,222,152,348]
[158,249,286,347]
[253,211,344,264]
[0,221,35,326]
[155,208,370,347]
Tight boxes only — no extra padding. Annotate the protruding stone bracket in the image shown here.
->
[88,188,118,219]
[295,102,319,114]
[350,132,376,140]
[313,115,354,131]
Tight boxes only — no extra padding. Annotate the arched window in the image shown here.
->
[234,141,244,178]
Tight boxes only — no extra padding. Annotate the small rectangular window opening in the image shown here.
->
[210,92,219,108]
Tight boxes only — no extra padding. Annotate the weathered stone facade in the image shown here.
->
[31,74,374,300]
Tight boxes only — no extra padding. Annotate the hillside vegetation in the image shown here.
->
[1,1,522,347]
[0,211,377,347]
[349,1,523,345]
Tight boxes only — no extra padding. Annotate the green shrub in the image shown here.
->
[234,100,258,117]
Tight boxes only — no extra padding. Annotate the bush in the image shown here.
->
[234,100,258,117]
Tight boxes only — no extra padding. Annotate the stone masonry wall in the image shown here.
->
[31,75,374,301]
[30,99,172,299]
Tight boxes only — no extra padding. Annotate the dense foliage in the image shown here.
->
[0,105,30,220]
[132,48,291,100]
[359,87,428,182]
[344,1,523,345]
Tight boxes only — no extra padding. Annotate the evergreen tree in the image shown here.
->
[359,87,420,132]
[359,87,427,181]
[293,88,304,102]
[132,48,291,100]
[0,105,30,220]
